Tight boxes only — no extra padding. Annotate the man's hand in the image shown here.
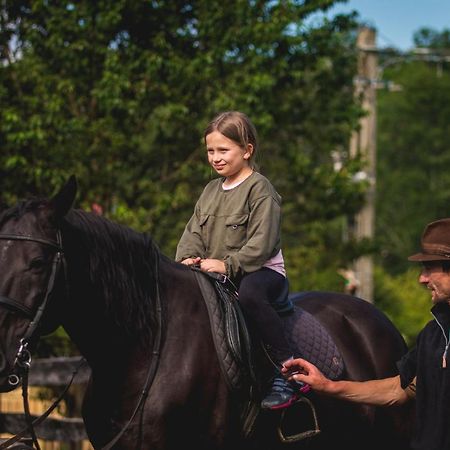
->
[282,358,411,406]
[281,358,330,393]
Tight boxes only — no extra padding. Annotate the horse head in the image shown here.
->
[0,176,77,392]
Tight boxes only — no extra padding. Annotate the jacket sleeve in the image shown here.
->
[224,194,281,278]
[397,326,421,389]
[397,344,418,389]
[175,202,206,262]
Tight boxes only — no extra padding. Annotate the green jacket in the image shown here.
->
[175,171,282,280]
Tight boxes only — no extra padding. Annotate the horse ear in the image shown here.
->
[50,175,78,219]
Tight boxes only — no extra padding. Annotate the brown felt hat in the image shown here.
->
[408,218,450,262]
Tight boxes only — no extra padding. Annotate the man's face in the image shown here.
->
[419,261,450,304]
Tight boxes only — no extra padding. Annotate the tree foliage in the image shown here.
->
[413,26,450,49]
[376,35,450,274]
[374,266,431,347]
[371,27,450,343]
[0,0,367,294]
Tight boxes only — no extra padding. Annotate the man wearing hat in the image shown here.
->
[281,218,450,450]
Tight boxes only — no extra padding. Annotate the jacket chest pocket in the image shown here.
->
[199,214,210,246]
[225,214,249,250]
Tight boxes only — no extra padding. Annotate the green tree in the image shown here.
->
[373,28,450,343]
[413,26,450,49]
[376,34,450,274]
[374,266,431,347]
[1,0,366,293]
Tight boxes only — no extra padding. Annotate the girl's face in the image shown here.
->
[205,131,253,183]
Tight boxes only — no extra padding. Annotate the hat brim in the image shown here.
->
[408,252,450,262]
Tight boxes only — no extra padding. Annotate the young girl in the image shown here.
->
[176,111,309,410]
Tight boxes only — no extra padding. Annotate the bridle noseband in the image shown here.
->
[0,232,63,386]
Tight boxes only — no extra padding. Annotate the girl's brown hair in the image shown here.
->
[204,111,258,169]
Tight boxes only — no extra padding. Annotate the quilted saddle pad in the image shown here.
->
[281,306,345,380]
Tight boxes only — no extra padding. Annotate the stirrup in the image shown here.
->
[277,396,321,443]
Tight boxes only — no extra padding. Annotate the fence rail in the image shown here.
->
[0,414,87,441]
[0,357,91,448]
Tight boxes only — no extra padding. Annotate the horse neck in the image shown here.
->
[58,213,159,368]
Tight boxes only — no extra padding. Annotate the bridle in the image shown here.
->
[0,231,64,450]
[0,230,163,450]
[0,232,64,386]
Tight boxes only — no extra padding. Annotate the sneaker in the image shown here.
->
[261,376,307,410]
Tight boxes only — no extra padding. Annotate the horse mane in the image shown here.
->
[0,199,162,347]
[64,209,161,346]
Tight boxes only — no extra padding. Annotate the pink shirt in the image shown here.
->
[264,249,286,277]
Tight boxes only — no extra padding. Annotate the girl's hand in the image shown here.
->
[200,258,226,274]
[181,257,201,266]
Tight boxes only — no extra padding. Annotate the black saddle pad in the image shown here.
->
[281,306,344,380]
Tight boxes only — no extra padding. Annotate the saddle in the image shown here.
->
[192,269,251,391]
[193,270,345,390]
[193,269,346,443]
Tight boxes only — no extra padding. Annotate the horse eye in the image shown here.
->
[29,257,48,271]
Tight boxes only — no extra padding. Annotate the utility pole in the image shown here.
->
[346,30,449,302]
[350,27,378,303]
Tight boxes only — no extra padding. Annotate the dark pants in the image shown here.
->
[238,268,293,365]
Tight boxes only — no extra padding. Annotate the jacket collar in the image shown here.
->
[431,302,450,328]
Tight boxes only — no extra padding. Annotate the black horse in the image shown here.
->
[0,176,414,450]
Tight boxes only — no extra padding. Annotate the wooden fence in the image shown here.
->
[0,357,92,450]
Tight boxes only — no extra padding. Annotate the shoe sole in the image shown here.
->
[265,394,299,411]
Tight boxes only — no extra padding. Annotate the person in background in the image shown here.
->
[91,202,103,215]
[176,111,309,410]
[282,217,450,450]
[337,268,360,295]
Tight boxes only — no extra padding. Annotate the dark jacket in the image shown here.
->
[398,302,450,450]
